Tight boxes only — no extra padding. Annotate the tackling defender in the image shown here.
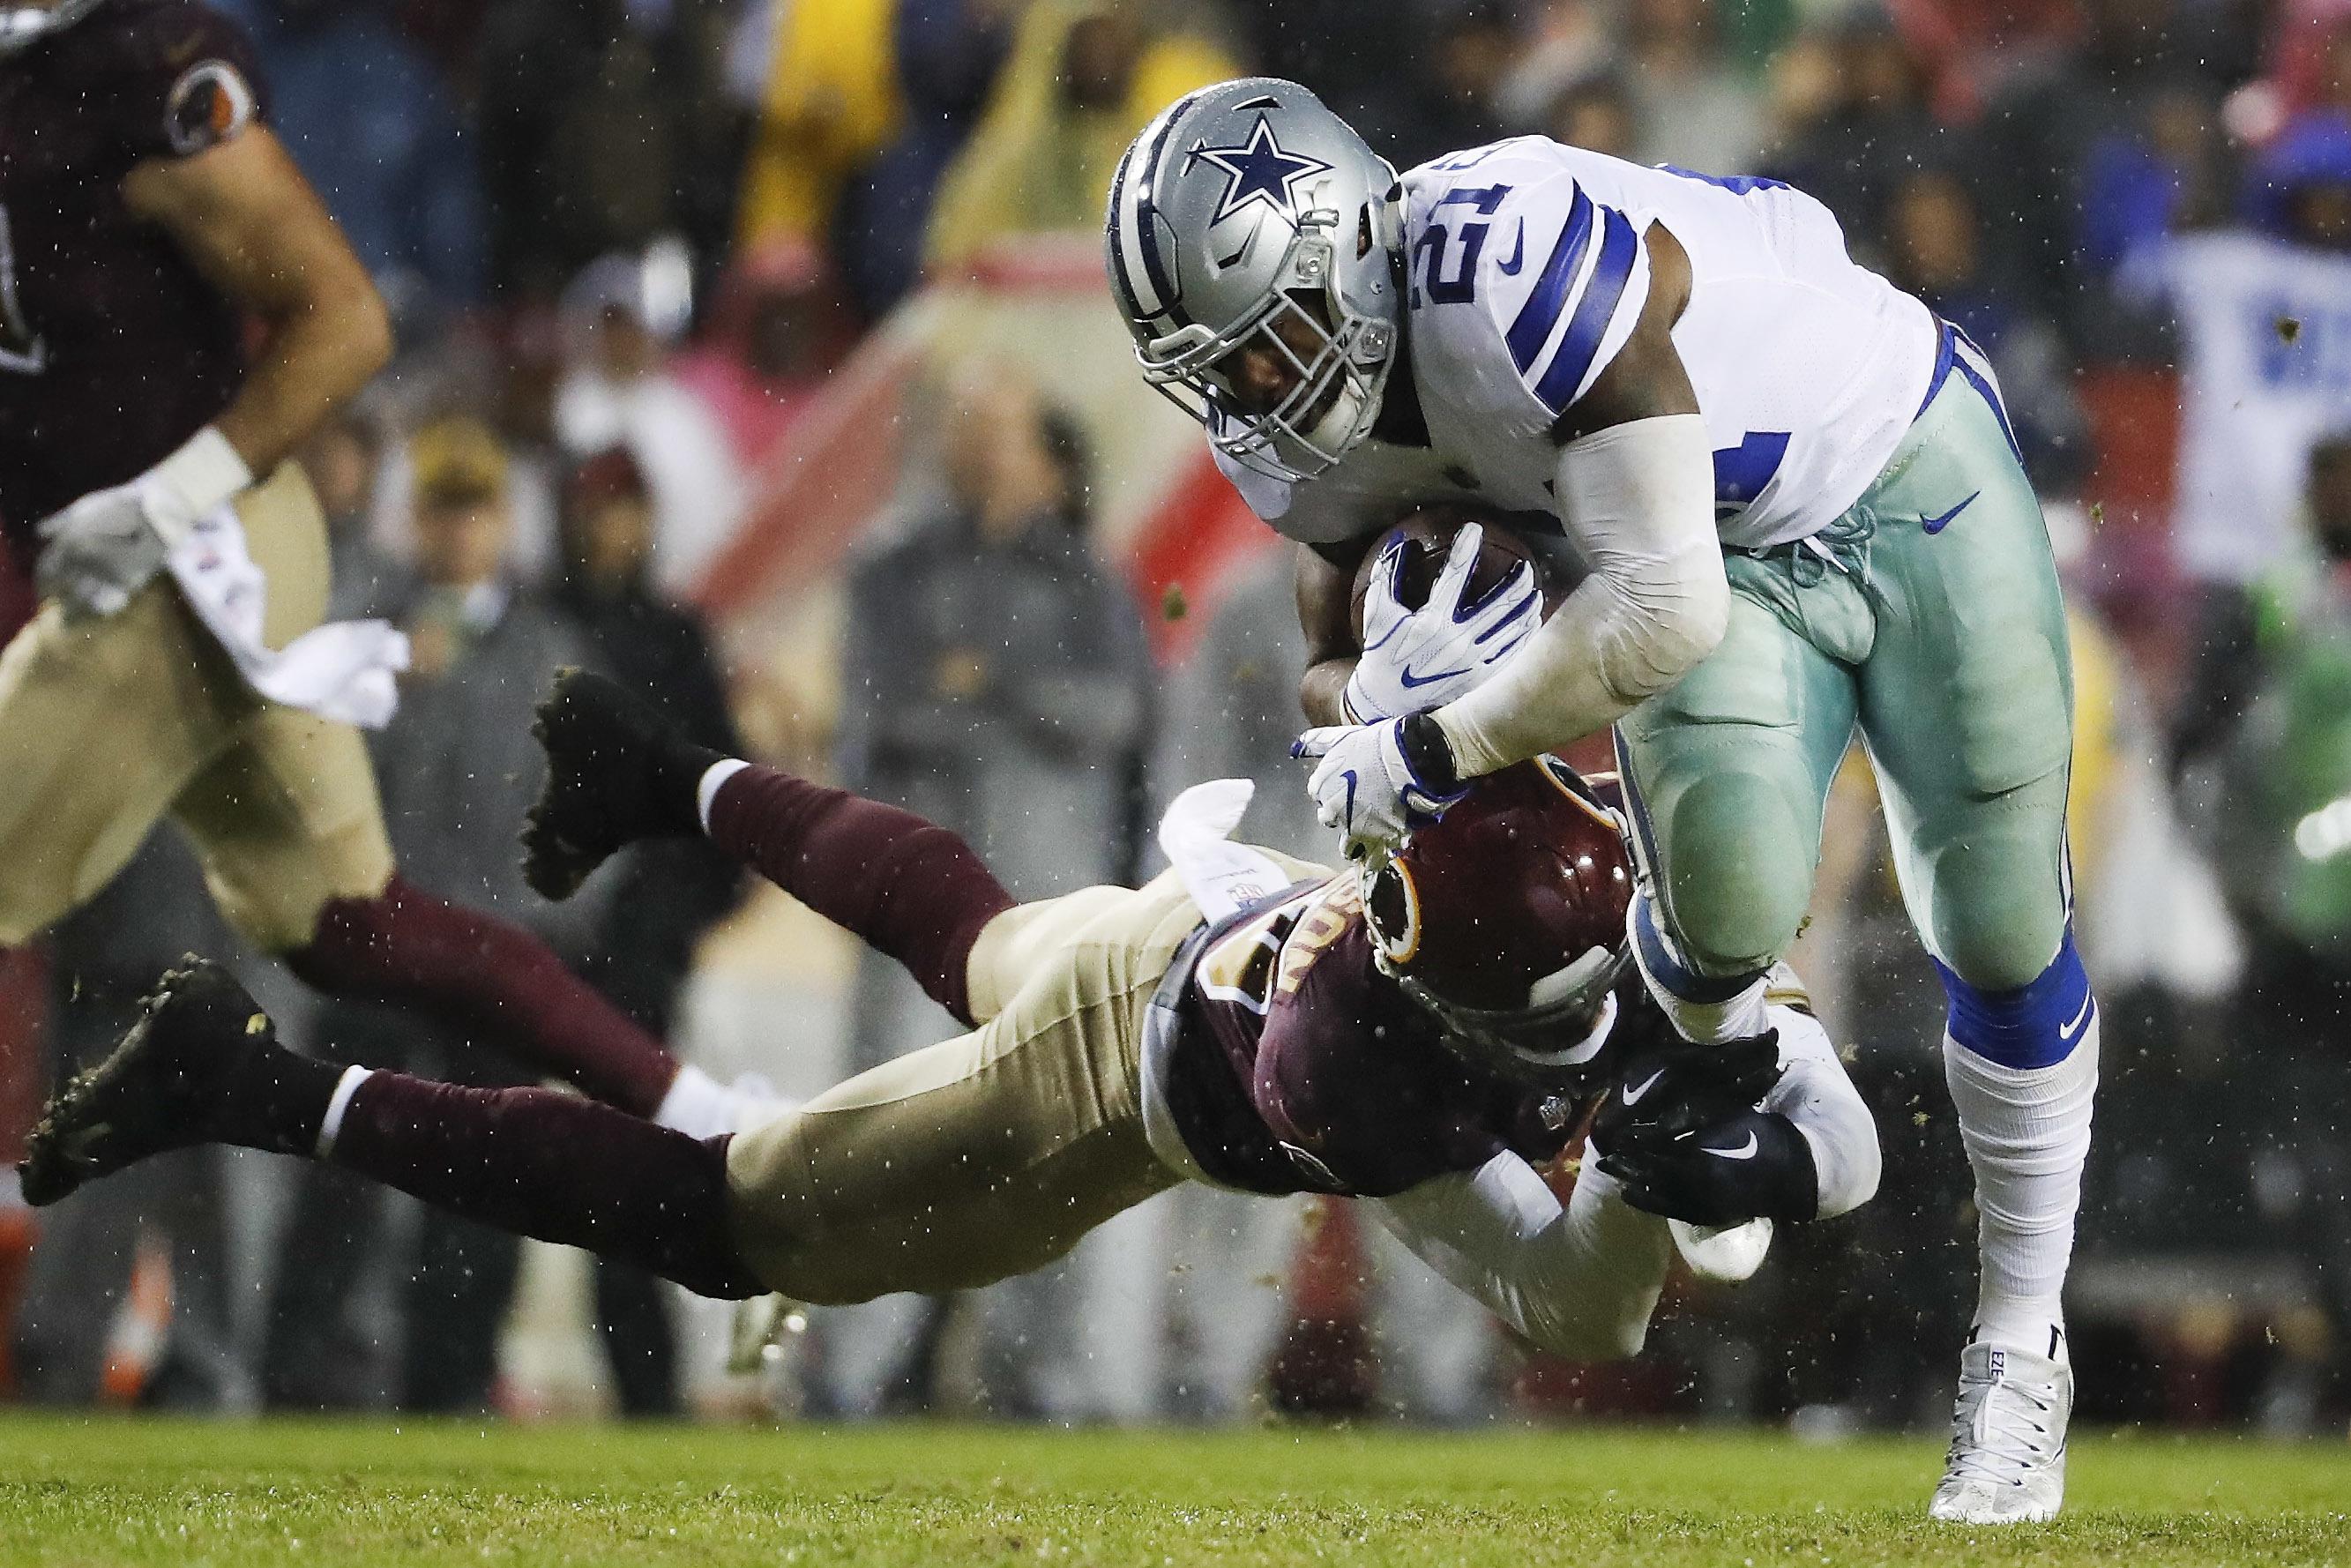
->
[0,0,750,1139]
[19,670,1881,1366]
[1108,80,2093,1519]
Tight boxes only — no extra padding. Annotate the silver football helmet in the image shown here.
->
[1106,78,1403,484]
[0,0,108,57]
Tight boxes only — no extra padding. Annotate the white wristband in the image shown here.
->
[315,1064,375,1160]
[145,425,255,546]
[697,758,751,834]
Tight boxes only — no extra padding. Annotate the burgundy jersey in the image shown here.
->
[0,0,267,564]
[1161,875,1672,1198]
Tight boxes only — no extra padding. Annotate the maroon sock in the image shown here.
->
[332,1071,765,1300]
[285,877,676,1117]
[707,767,1013,1025]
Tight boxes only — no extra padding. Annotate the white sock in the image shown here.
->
[315,1065,375,1160]
[652,1063,737,1139]
[1641,969,1769,1045]
[1942,1019,2099,1353]
[1627,892,1771,1043]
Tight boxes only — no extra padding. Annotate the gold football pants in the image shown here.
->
[724,853,1328,1303]
[0,464,393,952]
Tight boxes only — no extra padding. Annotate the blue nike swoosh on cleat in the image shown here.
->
[1496,221,1526,274]
[1921,491,1981,534]
[1399,663,1474,689]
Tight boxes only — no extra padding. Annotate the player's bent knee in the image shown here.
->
[1935,929,2096,1070]
[1918,845,2067,997]
[213,844,395,959]
[1654,770,1813,979]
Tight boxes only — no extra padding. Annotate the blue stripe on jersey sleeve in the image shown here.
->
[1504,187,1594,374]
[1531,206,1638,414]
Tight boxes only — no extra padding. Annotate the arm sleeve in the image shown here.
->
[1432,413,1727,776]
[1760,985,1881,1221]
[1368,1154,1673,1362]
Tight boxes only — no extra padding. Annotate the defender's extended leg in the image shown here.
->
[724,872,1202,1304]
[703,765,1016,1027]
[19,959,765,1299]
[529,668,1019,1026]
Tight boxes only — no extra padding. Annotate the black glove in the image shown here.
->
[1588,1030,1784,1154]
[1594,1106,1819,1226]
[523,668,721,900]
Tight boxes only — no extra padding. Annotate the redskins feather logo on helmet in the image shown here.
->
[1362,757,1636,1090]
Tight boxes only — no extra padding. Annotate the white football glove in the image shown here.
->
[34,427,251,620]
[1344,521,1541,722]
[1293,716,1467,861]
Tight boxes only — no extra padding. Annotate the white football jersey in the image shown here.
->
[1221,138,1939,554]
[2122,231,2351,586]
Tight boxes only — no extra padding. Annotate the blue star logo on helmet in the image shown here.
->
[1186,115,1335,228]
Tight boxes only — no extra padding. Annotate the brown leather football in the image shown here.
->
[1349,506,1545,644]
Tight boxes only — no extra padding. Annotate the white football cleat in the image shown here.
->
[1669,1216,1773,1283]
[1929,1330,2072,1523]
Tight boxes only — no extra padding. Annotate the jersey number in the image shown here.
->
[0,206,47,375]
[1713,430,1790,518]
[1410,184,1513,307]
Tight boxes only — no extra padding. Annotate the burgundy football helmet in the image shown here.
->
[1362,756,1635,1088]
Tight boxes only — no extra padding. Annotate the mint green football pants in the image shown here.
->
[1615,368,2074,994]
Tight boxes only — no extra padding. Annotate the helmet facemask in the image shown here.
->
[1378,889,1632,1093]
[1136,210,1396,484]
[1108,79,1407,488]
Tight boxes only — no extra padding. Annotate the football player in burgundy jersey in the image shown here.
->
[22,670,1880,1366]
[0,0,757,1144]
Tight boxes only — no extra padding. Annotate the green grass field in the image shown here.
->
[3,1415,2348,1566]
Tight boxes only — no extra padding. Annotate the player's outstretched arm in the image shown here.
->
[1369,1154,1672,1363]
[34,126,394,618]
[1430,226,1728,779]
[124,126,392,480]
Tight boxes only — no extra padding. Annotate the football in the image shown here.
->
[1349,506,1548,644]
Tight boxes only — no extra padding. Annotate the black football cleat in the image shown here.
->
[523,668,716,901]
[18,957,278,1206]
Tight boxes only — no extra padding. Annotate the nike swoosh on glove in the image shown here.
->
[1293,716,1467,861]
[1589,1031,1783,1155]
[1345,522,1541,722]
[1594,1106,1819,1226]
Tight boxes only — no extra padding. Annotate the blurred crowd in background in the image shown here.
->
[8,0,2351,1438]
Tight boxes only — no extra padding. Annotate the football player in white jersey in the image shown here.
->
[1108,79,2094,1522]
